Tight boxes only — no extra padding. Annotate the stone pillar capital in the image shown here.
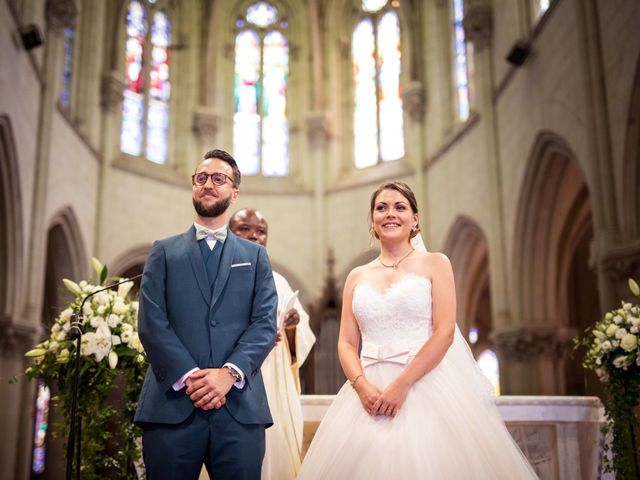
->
[463,1,493,50]
[192,107,222,145]
[100,70,126,112]
[491,325,577,362]
[403,81,426,124]
[306,112,331,149]
[46,0,78,33]
[0,319,40,357]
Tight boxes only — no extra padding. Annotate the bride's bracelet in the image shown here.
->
[350,373,364,389]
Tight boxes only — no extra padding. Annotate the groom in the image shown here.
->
[134,149,278,480]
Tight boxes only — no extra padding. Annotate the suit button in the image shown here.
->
[210,319,217,327]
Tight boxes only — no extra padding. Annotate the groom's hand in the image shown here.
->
[186,369,235,410]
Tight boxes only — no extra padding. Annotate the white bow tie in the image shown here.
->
[195,225,227,242]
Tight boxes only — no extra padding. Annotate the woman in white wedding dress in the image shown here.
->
[298,181,538,480]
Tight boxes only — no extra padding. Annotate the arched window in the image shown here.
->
[60,27,75,109]
[477,349,500,395]
[353,0,404,169]
[233,1,289,176]
[120,0,171,164]
[451,0,472,121]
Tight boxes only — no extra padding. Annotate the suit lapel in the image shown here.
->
[210,230,237,309]
[184,226,211,305]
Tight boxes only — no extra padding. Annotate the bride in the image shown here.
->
[297,181,538,479]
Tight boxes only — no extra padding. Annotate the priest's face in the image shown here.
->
[229,209,268,247]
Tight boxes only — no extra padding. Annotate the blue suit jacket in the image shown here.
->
[134,227,277,426]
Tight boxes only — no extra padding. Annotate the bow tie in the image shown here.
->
[195,225,227,243]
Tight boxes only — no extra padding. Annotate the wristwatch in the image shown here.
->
[224,365,242,383]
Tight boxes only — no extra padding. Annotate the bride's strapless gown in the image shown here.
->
[297,273,538,479]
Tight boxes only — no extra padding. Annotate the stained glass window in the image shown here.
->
[533,0,550,19]
[233,2,289,176]
[60,27,74,109]
[353,1,404,169]
[362,0,387,12]
[120,0,171,164]
[468,326,478,343]
[452,0,470,120]
[146,10,171,163]
[477,349,500,395]
[31,381,50,474]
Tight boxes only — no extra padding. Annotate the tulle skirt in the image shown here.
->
[298,328,538,479]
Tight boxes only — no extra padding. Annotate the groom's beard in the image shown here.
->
[193,193,233,218]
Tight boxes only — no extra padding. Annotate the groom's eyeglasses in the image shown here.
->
[192,172,234,187]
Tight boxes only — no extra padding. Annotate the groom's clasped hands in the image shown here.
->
[354,376,410,418]
[185,368,235,410]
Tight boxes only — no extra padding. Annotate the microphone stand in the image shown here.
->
[65,274,142,480]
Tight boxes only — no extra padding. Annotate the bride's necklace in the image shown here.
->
[378,248,415,270]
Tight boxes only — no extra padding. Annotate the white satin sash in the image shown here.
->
[360,338,427,367]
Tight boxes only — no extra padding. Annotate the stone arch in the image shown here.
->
[0,115,24,322]
[109,244,153,296]
[513,131,600,395]
[622,54,640,238]
[109,244,151,278]
[442,215,492,357]
[36,206,88,478]
[41,207,87,323]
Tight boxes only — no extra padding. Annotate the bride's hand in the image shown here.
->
[354,380,382,415]
[372,378,410,417]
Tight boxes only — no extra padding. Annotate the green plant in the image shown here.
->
[25,258,147,479]
[574,278,640,479]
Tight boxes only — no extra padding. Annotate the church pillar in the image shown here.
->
[9,3,77,479]
[307,112,331,290]
[0,324,39,480]
[492,325,577,395]
[403,81,426,213]
[94,68,125,258]
[463,3,513,330]
[574,0,627,312]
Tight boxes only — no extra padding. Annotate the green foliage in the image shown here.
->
[24,260,146,479]
[574,278,640,479]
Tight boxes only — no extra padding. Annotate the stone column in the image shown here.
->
[307,112,331,291]
[574,0,625,312]
[463,3,513,330]
[403,81,427,215]
[94,69,126,258]
[0,324,39,480]
[492,325,577,395]
[6,3,77,479]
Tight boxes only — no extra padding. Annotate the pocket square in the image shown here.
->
[231,262,252,268]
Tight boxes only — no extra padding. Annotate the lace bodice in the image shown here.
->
[352,273,433,348]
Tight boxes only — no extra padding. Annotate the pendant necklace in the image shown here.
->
[378,248,415,270]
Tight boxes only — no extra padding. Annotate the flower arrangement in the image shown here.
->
[25,258,147,479]
[575,278,640,479]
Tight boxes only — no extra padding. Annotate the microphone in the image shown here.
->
[66,273,143,480]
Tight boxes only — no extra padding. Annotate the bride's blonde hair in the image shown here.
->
[369,181,421,240]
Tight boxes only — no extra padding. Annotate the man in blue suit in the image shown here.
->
[134,149,278,480]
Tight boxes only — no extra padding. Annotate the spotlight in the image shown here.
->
[18,24,44,51]
[506,40,531,67]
